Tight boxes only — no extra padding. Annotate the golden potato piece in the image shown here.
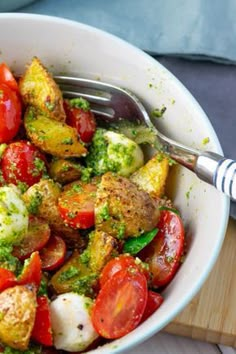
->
[131,153,169,198]
[88,230,119,273]
[49,158,82,184]
[95,172,159,238]
[50,250,97,296]
[22,179,85,249]
[19,56,66,122]
[0,285,36,350]
[24,107,87,158]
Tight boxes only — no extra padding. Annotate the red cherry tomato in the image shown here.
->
[64,99,96,143]
[99,254,149,288]
[18,251,42,289]
[0,268,17,292]
[0,63,19,92]
[139,210,185,288]
[31,295,53,346]
[2,140,47,187]
[92,268,148,339]
[0,83,21,143]
[141,290,164,322]
[13,217,51,261]
[58,182,97,229]
[40,235,66,271]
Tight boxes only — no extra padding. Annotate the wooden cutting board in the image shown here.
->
[164,217,236,347]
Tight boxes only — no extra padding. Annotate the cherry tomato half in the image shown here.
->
[40,235,66,271]
[13,217,51,261]
[92,268,148,339]
[0,268,17,292]
[0,63,19,92]
[1,140,47,187]
[64,99,96,143]
[141,290,164,322]
[18,251,42,289]
[139,210,185,288]
[99,254,149,288]
[58,181,97,229]
[0,83,21,143]
[31,295,53,346]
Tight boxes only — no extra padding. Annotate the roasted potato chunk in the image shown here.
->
[19,56,66,122]
[95,172,159,238]
[88,230,119,273]
[0,285,36,350]
[49,158,82,184]
[131,153,169,198]
[24,107,87,158]
[22,179,85,248]
[50,250,97,297]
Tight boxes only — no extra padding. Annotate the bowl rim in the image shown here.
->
[0,12,230,353]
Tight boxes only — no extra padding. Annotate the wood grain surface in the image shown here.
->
[164,217,236,347]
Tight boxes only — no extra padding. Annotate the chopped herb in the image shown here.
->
[151,106,167,119]
[45,100,55,111]
[69,97,90,111]
[202,137,210,145]
[38,277,48,296]
[27,191,42,215]
[58,266,80,282]
[97,203,110,222]
[61,137,73,145]
[16,181,28,193]
[72,184,82,193]
[81,167,92,182]
[0,244,21,274]
[186,185,194,200]
[80,250,90,265]
[3,344,42,354]
[32,157,46,177]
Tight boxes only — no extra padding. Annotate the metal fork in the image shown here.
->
[55,75,236,201]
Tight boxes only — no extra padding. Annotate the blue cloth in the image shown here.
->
[12,0,236,218]
[15,0,236,64]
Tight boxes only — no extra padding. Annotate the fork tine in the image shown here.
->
[62,90,111,105]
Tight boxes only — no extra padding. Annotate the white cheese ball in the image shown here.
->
[50,293,99,352]
[0,185,28,244]
[104,130,144,176]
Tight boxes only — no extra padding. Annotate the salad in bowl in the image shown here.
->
[0,57,185,353]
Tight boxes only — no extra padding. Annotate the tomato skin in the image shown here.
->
[139,210,185,288]
[31,295,53,346]
[18,251,42,289]
[58,182,97,229]
[0,63,19,92]
[64,100,96,143]
[141,291,164,322]
[0,268,17,292]
[40,235,66,271]
[2,140,46,187]
[0,83,21,143]
[100,254,149,288]
[13,217,51,261]
[92,268,148,339]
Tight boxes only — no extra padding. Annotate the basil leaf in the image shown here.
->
[158,206,180,215]
[123,228,158,255]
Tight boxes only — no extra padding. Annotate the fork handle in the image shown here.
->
[195,152,236,200]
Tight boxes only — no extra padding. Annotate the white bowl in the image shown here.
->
[0,13,229,354]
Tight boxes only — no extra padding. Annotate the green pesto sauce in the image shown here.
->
[27,191,43,215]
[151,106,167,118]
[72,273,98,296]
[69,97,90,111]
[58,266,80,282]
[85,128,120,175]
[0,244,21,274]
[96,203,110,223]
